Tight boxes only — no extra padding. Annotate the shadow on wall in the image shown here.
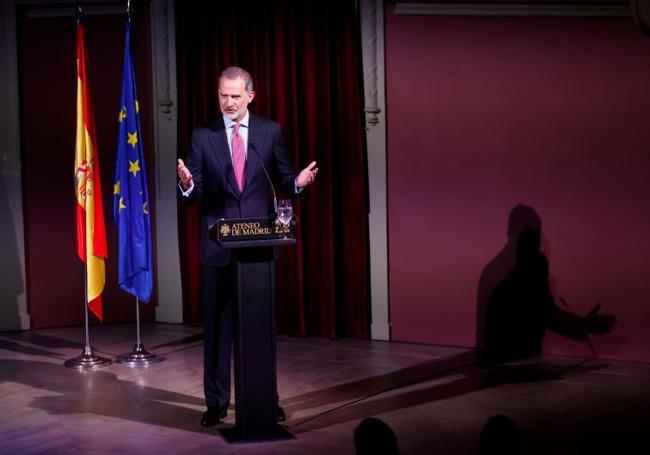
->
[476,204,542,350]
[0,158,25,331]
[476,204,616,363]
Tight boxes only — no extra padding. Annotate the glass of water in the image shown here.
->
[276,199,293,234]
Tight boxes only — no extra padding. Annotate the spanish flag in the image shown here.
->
[74,21,107,320]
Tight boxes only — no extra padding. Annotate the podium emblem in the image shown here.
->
[220,223,231,237]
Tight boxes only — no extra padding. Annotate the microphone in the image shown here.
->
[249,143,278,214]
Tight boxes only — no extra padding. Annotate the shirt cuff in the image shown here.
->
[180,181,194,197]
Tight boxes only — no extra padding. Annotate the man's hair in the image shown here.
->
[479,414,523,455]
[219,66,254,92]
[354,418,399,455]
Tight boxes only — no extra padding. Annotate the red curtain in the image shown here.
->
[175,0,369,338]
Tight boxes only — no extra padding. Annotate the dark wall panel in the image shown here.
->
[386,11,650,361]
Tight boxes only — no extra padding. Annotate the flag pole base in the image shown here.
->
[116,342,165,367]
[64,345,112,369]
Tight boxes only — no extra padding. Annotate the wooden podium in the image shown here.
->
[210,216,295,442]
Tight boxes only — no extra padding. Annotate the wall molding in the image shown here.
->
[361,0,382,129]
[394,2,631,17]
[361,0,390,341]
[0,0,29,330]
[150,0,183,323]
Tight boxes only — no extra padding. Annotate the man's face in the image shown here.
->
[218,76,255,122]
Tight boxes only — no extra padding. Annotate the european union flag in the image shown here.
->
[113,21,153,302]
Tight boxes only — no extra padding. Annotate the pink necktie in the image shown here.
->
[232,122,246,192]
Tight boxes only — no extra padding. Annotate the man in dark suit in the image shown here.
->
[177,66,318,427]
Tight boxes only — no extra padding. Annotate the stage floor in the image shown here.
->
[1,323,649,454]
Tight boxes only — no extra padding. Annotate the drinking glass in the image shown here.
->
[276,199,293,234]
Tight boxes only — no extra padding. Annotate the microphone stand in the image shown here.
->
[249,144,278,215]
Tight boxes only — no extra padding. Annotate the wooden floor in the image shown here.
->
[1,323,649,454]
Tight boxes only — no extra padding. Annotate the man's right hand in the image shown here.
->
[177,159,193,190]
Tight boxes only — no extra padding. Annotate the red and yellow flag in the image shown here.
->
[74,21,107,320]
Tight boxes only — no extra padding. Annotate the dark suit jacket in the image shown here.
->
[178,114,298,267]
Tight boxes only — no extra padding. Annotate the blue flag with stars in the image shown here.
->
[113,21,153,302]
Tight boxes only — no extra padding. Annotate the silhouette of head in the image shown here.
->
[507,205,542,243]
[515,226,542,263]
[479,414,523,455]
[354,417,399,455]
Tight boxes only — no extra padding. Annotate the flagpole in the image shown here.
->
[64,265,111,369]
[84,270,90,347]
[136,296,140,344]
[116,297,164,366]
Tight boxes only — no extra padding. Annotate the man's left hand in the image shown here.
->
[296,161,319,188]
